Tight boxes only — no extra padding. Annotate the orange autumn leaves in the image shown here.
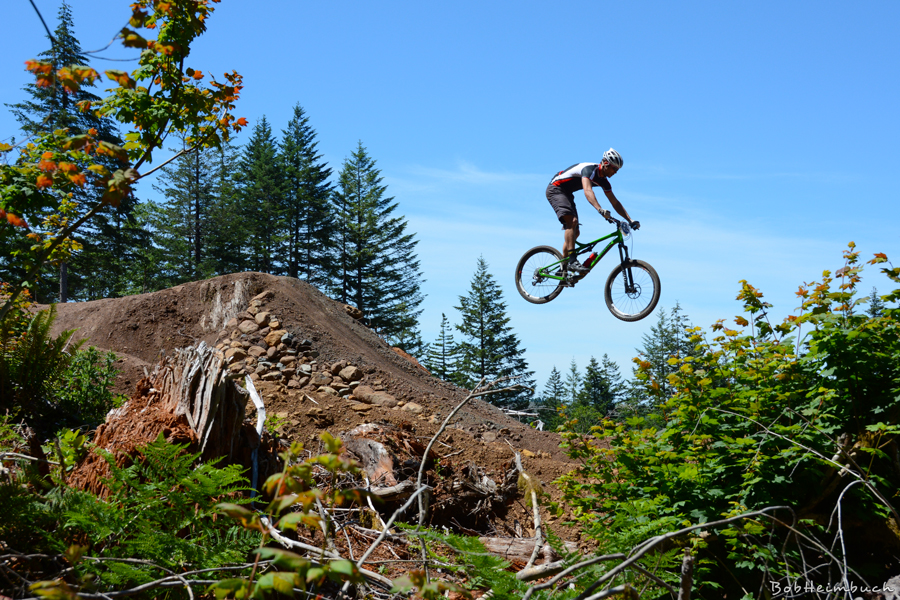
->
[25,60,99,93]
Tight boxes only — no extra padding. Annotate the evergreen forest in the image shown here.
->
[2,2,900,599]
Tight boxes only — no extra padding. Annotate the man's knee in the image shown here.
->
[561,214,578,230]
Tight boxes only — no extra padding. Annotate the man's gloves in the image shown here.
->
[629,220,641,230]
[598,207,612,221]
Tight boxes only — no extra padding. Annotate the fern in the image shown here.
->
[61,433,260,592]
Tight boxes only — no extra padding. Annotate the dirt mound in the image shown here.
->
[48,272,578,538]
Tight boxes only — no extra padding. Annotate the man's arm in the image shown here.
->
[581,177,605,214]
[604,189,633,223]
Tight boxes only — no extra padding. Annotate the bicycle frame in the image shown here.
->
[537,222,638,292]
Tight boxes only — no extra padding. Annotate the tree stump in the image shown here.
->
[68,342,280,496]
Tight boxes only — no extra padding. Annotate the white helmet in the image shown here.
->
[602,148,623,169]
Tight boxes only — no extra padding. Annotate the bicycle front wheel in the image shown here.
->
[604,259,661,321]
[515,245,565,304]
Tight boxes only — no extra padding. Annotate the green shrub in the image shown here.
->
[0,304,81,431]
[555,245,900,596]
[54,346,126,428]
[59,433,259,591]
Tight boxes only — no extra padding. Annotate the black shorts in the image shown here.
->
[546,184,577,226]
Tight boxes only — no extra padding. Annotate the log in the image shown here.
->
[369,480,418,502]
[477,537,578,563]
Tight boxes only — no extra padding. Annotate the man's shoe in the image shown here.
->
[567,259,590,276]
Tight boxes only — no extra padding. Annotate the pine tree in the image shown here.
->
[332,141,425,349]
[236,116,283,273]
[280,105,334,287]
[866,287,886,318]
[565,359,581,405]
[537,366,565,430]
[424,313,464,383]
[631,303,697,407]
[150,140,219,285]
[578,354,624,416]
[454,256,534,407]
[4,1,134,302]
[203,140,247,276]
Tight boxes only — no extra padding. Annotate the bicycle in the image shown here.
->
[514,218,661,322]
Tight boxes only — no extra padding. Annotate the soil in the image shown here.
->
[46,272,584,543]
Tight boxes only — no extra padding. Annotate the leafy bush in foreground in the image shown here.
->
[556,244,900,596]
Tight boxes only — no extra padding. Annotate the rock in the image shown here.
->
[265,329,288,347]
[296,376,310,387]
[482,431,498,443]
[298,364,313,375]
[238,320,259,334]
[266,346,277,359]
[254,311,271,326]
[330,361,348,375]
[249,372,260,381]
[521,449,536,458]
[343,304,363,320]
[280,355,297,366]
[370,392,398,408]
[226,317,238,328]
[247,346,266,358]
[259,327,270,337]
[350,403,374,412]
[247,306,259,316]
[224,348,247,362]
[287,379,301,389]
[252,290,274,302]
[318,386,338,396]
[339,365,362,382]
[227,362,243,373]
[282,368,296,378]
[353,385,376,402]
[401,402,424,414]
[310,373,332,387]
[269,320,280,329]
[262,371,282,382]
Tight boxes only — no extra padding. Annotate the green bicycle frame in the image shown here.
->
[539,226,628,282]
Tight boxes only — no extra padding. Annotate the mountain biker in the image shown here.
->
[546,148,640,280]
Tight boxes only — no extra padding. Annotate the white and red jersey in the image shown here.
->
[549,163,612,195]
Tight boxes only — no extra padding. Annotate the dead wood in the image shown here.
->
[478,537,578,563]
[68,342,281,496]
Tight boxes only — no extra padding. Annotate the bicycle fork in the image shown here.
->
[618,243,637,294]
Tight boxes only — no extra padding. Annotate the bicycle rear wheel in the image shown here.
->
[604,259,661,321]
[515,245,566,304]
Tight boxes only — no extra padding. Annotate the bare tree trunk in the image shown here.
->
[59,262,68,303]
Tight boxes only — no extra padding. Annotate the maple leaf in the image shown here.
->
[120,27,148,49]
[95,141,129,162]
[129,7,148,27]
[38,159,57,172]
[105,69,136,90]
[236,117,248,126]
[88,128,98,136]
[69,173,87,187]
[36,175,53,189]
[59,162,79,174]
[5,211,28,228]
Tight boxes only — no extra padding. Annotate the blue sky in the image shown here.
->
[3,1,899,392]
